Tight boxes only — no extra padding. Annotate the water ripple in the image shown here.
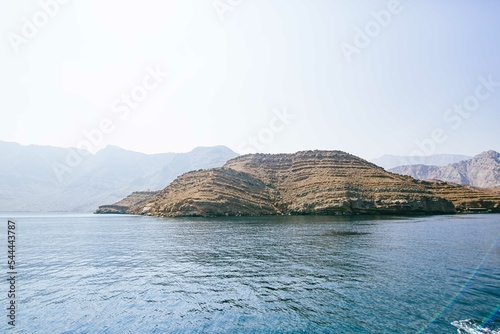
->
[0,213,498,333]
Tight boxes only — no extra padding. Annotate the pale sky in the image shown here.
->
[1,0,499,160]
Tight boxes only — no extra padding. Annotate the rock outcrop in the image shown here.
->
[390,150,500,188]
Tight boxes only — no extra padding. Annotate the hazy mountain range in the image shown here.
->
[370,154,472,170]
[0,141,238,212]
[389,150,500,188]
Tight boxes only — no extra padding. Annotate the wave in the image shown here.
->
[451,320,499,334]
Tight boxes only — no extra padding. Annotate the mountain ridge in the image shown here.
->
[389,150,500,188]
[0,141,238,212]
[370,154,472,170]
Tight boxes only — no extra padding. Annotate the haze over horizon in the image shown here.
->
[1,139,496,164]
[2,0,499,160]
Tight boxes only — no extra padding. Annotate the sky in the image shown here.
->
[1,0,499,160]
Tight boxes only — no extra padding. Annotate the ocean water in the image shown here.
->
[1,213,499,333]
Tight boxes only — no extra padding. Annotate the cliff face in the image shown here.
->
[420,181,500,213]
[119,150,495,217]
[390,151,500,188]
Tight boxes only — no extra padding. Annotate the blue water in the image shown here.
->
[1,213,499,333]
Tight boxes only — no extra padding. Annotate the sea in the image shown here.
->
[0,213,499,333]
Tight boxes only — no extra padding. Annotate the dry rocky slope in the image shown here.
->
[390,150,500,188]
[98,151,500,217]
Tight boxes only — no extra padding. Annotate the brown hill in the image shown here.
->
[97,151,500,217]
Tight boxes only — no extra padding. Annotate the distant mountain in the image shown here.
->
[97,150,500,217]
[389,150,500,188]
[370,154,471,170]
[0,141,238,212]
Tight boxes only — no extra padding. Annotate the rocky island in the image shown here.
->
[96,151,500,217]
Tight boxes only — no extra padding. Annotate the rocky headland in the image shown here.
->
[95,191,159,214]
[96,150,500,217]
